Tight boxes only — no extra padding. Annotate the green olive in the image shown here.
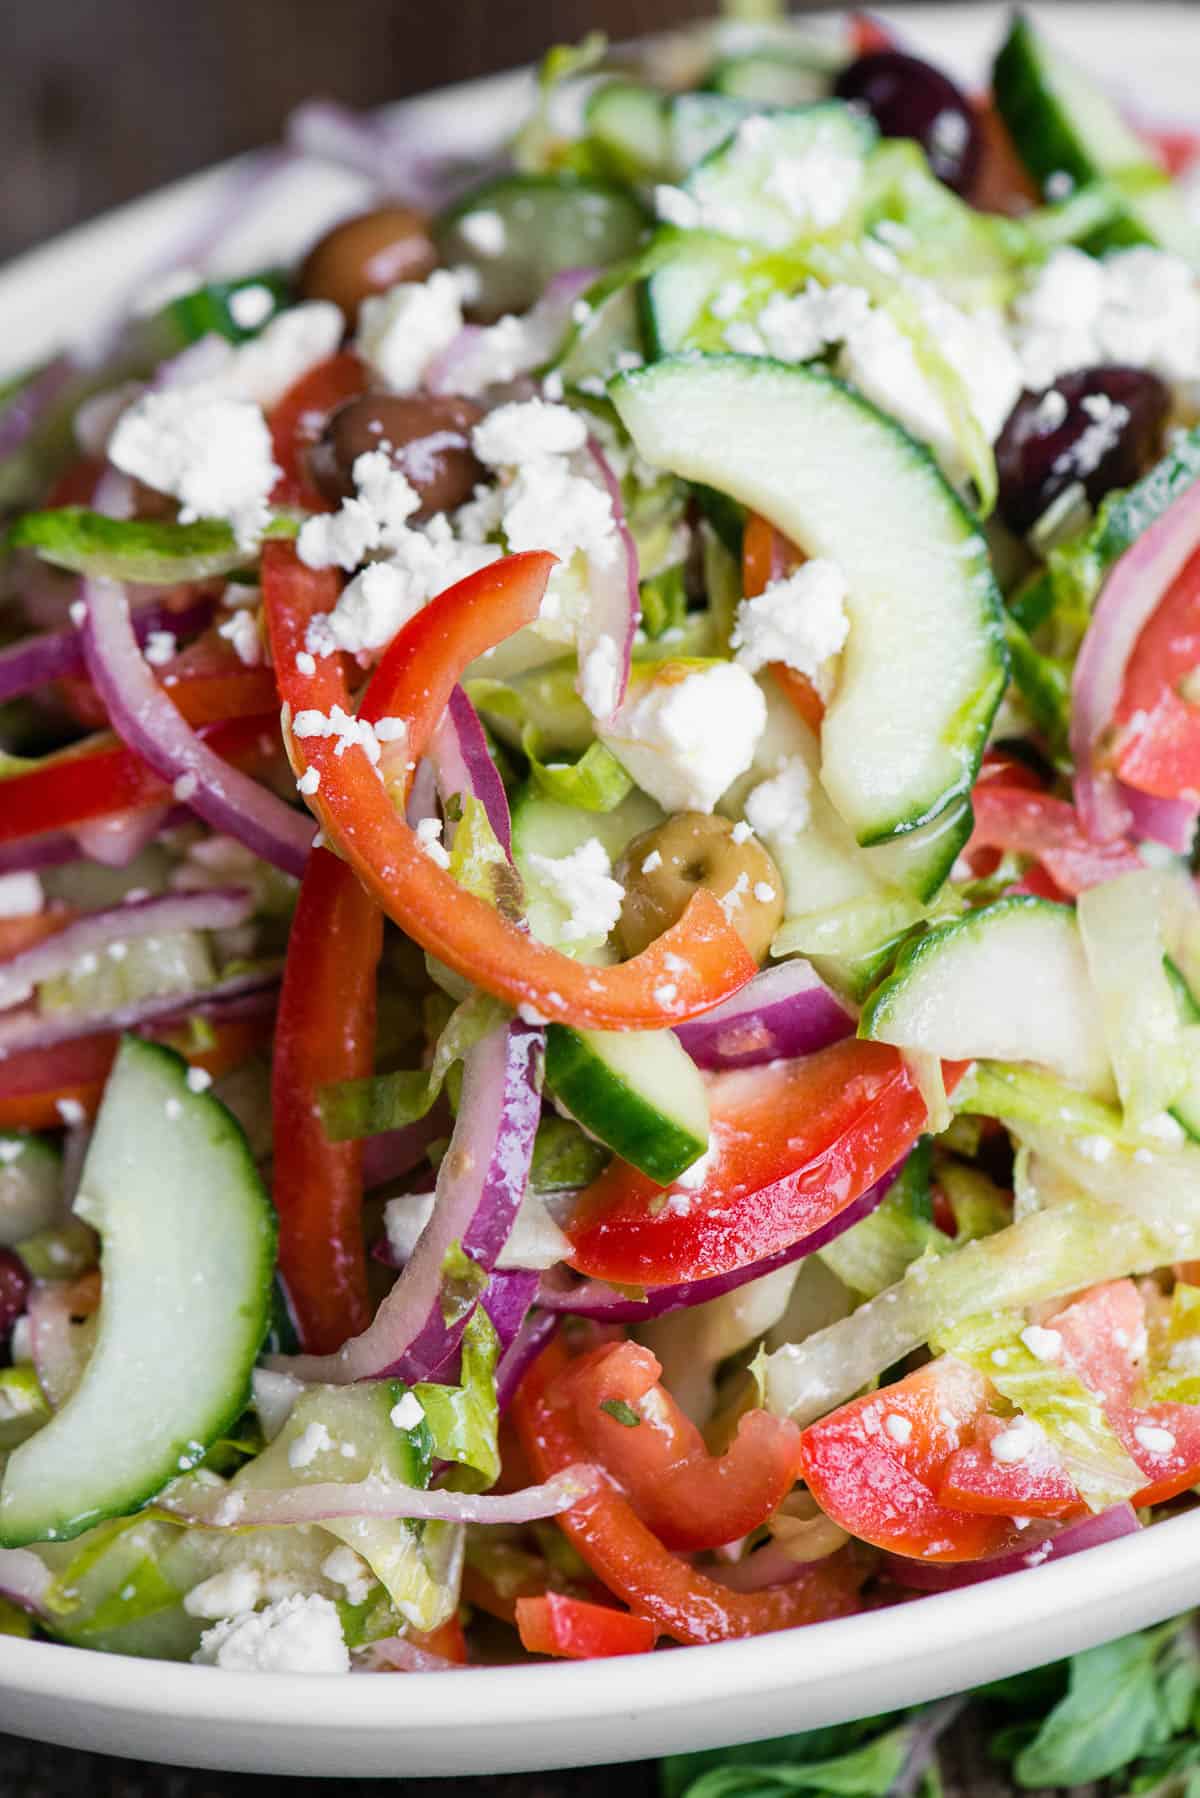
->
[615,812,785,963]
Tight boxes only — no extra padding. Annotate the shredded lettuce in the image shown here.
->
[319,988,504,1141]
[406,1286,501,1489]
[1150,1284,1200,1405]
[6,508,297,584]
[935,1158,1011,1243]
[933,1311,1143,1511]
[525,728,634,812]
[817,1138,948,1298]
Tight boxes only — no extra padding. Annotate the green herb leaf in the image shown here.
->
[599,1398,640,1427]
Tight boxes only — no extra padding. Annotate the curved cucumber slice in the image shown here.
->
[587,82,671,182]
[705,49,835,107]
[544,1024,709,1185]
[611,356,1007,855]
[434,175,649,318]
[860,896,1113,1096]
[0,1038,275,1546]
[993,14,1200,265]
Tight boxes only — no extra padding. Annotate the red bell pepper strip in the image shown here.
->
[60,627,281,734]
[262,543,756,1031]
[566,1040,955,1288]
[513,1337,863,1644]
[559,1340,805,1552]
[515,1592,657,1660]
[1048,1280,1200,1508]
[0,713,279,850]
[269,352,368,512]
[1115,688,1200,801]
[742,513,825,732]
[1111,541,1200,800]
[800,1358,1029,1562]
[272,845,382,1354]
[967,783,1143,896]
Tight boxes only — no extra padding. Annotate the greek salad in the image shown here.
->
[1,7,1200,1676]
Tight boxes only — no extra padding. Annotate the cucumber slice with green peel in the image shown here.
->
[0,1133,62,1248]
[669,93,764,178]
[705,49,836,107]
[680,103,876,250]
[993,13,1200,264]
[434,175,650,318]
[1164,956,1200,1142]
[586,82,671,181]
[0,1038,276,1547]
[611,356,1008,858]
[860,896,1114,1097]
[641,230,760,358]
[544,1024,709,1185]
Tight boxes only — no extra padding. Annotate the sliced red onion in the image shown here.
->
[676,961,855,1072]
[1121,783,1199,853]
[1071,479,1200,841]
[707,1541,821,1594]
[428,686,512,853]
[576,439,639,725]
[538,1164,899,1323]
[361,1110,448,1192]
[494,1298,557,1415]
[0,1547,52,1618]
[0,591,216,707]
[79,578,313,877]
[0,966,279,1060]
[427,271,597,399]
[356,1635,470,1674]
[162,1462,596,1529]
[0,357,75,463]
[278,1017,544,1385]
[0,807,194,879]
[883,1502,1140,1592]
[0,887,253,1014]
[285,99,493,212]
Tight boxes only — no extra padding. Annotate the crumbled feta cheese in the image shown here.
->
[654,185,702,231]
[686,114,864,248]
[383,1192,437,1264]
[292,705,384,765]
[143,630,178,668]
[56,1098,86,1127]
[218,609,262,667]
[1134,1423,1176,1455]
[173,772,199,801]
[730,821,753,845]
[456,210,507,257]
[228,283,277,331]
[416,815,451,869]
[711,282,747,321]
[602,665,766,814]
[883,1412,912,1445]
[287,1421,332,1469]
[527,838,624,943]
[109,390,279,548]
[297,766,321,797]
[320,1545,374,1606]
[501,456,617,572]
[185,1066,213,1093]
[472,400,588,467]
[356,270,465,394]
[297,449,422,574]
[990,1416,1037,1464]
[211,303,344,409]
[579,637,622,721]
[675,1144,715,1192]
[1076,1133,1114,1164]
[389,1392,426,1431]
[733,559,850,686]
[744,755,812,843]
[184,1564,263,1621]
[723,321,768,357]
[751,281,872,362]
[0,873,43,920]
[295,651,316,676]
[1020,1324,1063,1363]
[641,849,663,874]
[1014,246,1200,391]
[753,880,776,903]
[193,1594,349,1674]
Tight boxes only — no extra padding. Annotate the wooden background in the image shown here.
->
[0,0,1112,1791]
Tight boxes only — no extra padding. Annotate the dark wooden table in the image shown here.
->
[0,0,1120,1789]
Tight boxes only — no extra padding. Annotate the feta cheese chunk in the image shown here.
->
[472,399,588,467]
[0,873,43,920]
[603,664,766,813]
[527,837,625,943]
[193,1594,350,1674]
[733,559,850,686]
[108,390,278,548]
[1014,246,1200,391]
[356,270,465,393]
[320,1545,374,1606]
[753,282,873,363]
[685,114,864,247]
[184,1564,264,1621]
[206,302,344,409]
[744,756,812,844]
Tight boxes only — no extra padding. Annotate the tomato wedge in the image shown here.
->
[272,846,381,1353]
[967,783,1142,896]
[1048,1280,1200,1508]
[937,1413,1084,1521]
[513,1337,863,1644]
[0,714,279,850]
[269,352,368,512]
[1109,542,1200,801]
[263,543,756,1031]
[566,1040,947,1287]
[515,1592,657,1660]
[800,1358,1025,1562]
[560,1341,805,1552]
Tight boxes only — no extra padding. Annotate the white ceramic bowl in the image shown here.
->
[2,3,1199,1775]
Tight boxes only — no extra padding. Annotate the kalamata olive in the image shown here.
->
[834,50,982,195]
[298,206,439,326]
[616,813,785,964]
[0,1250,30,1358]
[307,393,486,519]
[995,366,1171,536]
